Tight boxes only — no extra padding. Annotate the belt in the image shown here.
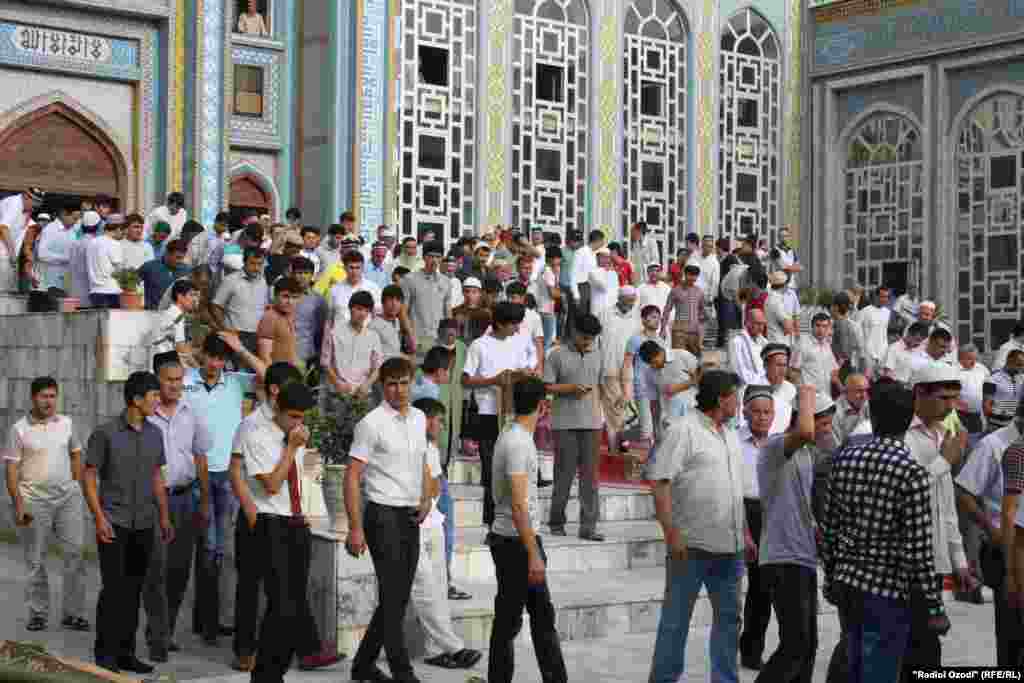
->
[167,480,196,496]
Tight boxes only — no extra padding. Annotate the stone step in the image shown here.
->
[449,482,654,529]
[452,521,666,583]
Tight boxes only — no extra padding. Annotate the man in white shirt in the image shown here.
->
[237,381,319,681]
[894,284,920,329]
[883,321,931,384]
[792,312,840,397]
[832,373,871,446]
[0,187,44,288]
[328,250,382,322]
[697,235,721,306]
[761,343,797,435]
[571,229,603,315]
[345,358,432,683]
[145,192,188,239]
[994,322,1024,371]
[36,205,79,290]
[598,288,640,453]
[903,362,973,677]
[628,222,660,285]
[859,286,893,376]
[764,271,795,345]
[647,370,754,682]
[958,343,990,437]
[86,217,124,308]
[68,213,100,301]
[588,247,619,316]
[729,308,769,386]
[462,303,533,528]
[637,264,671,326]
[770,227,802,291]
[504,282,544,374]
[120,213,156,271]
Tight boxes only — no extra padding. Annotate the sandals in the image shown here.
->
[424,649,483,669]
[61,616,90,631]
[447,585,472,600]
[26,616,47,631]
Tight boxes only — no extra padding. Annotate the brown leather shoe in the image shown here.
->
[232,654,256,672]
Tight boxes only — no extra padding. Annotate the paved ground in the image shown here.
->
[0,540,1000,682]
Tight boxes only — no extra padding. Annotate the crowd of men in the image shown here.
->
[2,183,1023,682]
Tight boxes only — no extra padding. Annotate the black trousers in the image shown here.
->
[488,534,567,683]
[251,514,315,683]
[739,499,772,661]
[473,414,501,528]
[755,564,818,683]
[233,513,319,660]
[981,541,1024,667]
[95,525,154,664]
[352,502,420,679]
[900,575,943,683]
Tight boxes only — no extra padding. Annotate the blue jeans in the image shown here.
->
[540,312,557,352]
[837,584,912,683]
[435,476,455,580]
[649,552,744,683]
[200,471,237,561]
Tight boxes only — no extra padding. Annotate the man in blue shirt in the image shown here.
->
[183,333,262,644]
[139,240,192,310]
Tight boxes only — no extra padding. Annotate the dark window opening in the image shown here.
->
[989,235,1018,271]
[736,173,757,203]
[641,81,663,117]
[423,185,441,207]
[233,65,264,117]
[419,136,446,170]
[642,162,664,192]
[536,149,561,182]
[541,196,558,216]
[737,98,758,127]
[419,45,449,87]
[991,155,1017,190]
[536,64,564,103]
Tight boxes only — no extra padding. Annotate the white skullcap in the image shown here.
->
[81,211,101,227]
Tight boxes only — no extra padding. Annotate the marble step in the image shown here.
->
[452,521,666,583]
[449,482,654,529]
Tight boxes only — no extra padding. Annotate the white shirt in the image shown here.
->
[599,306,640,376]
[121,239,156,271]
[956,422,1024,529]
[68,235,95,300]
[729,330,768,386]
[697,253,720,302]
[239,407,307,517]
[995,339,1024,372]
[764,290,791,344]
[903,418,968,575]
[328,279,382,321]
[739,427,767,499]
[770,381,797,435]
[859,305,892,364]
[588,267,619,316]
[350,402,428,507]
[793,336,838,397]
[463,333,533,415]
[959,362,990,415]
[36,220,75,266]
[0,193,30,262]
[637,281,672,316]
[151,303,186,357]
[300,249,322,275]
[883,339,928,383]
[571,245,598,299]
[448,274,464,309]
[421,442,445,529]
[774,247,799,289]
[86,235,123,294]
[144,205,188,239]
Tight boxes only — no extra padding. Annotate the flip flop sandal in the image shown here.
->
[453,649,483,669]
[26,616,47,631]
[448,585,472,600]
[62,616,90,631]
[424,652,462,669]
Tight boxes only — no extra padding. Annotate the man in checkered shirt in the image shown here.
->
[821,380,950,682]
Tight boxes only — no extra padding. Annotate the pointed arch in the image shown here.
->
[229,160,281,221]
[718,7,781,245]
[0,91,134,209]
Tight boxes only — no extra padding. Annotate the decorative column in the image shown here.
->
[693,0,718,235]
[194,0,228,225]
[592,2,622,238]
[481,0,513,228]
[353,0,389,240]
[171,0,185,193]
[784,0,803,238]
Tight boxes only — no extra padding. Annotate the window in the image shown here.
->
[737,98,758,128]
[419,45,449,87]
[235,0,271,37]
[536,64,564,103]
[736,173,757,203]
[642,161,664,192]
[991,155,1017,190]
[536,148,561,181]
[641,82,663,117]
[234,65,264,117]
[419,136,447,170]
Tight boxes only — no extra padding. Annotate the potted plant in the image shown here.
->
[307,393,372,532]
[112,269,143,310]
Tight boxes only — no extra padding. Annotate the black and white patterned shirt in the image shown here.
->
[983,369,1023,430]
[821,435,944,617]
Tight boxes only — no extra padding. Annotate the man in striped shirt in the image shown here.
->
[821,380,949,682]
[661,264,705,352]
[984,349,1024,432]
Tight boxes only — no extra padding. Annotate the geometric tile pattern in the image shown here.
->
[485,0,513,226]
[356,0,388,239]
[693,0,716,235]
[785,0,802,235]
[197,0,226,224]
[621,0,687,262]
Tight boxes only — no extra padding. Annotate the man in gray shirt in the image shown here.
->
[82,372,173,675]
[544,313,607,541]
[212,247,270,355]
[401,241,451,358]
[488,377,567,683]
[756,385,834,683]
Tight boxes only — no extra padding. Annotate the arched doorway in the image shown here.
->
[0,101,127,210]
[229,174,272,225]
